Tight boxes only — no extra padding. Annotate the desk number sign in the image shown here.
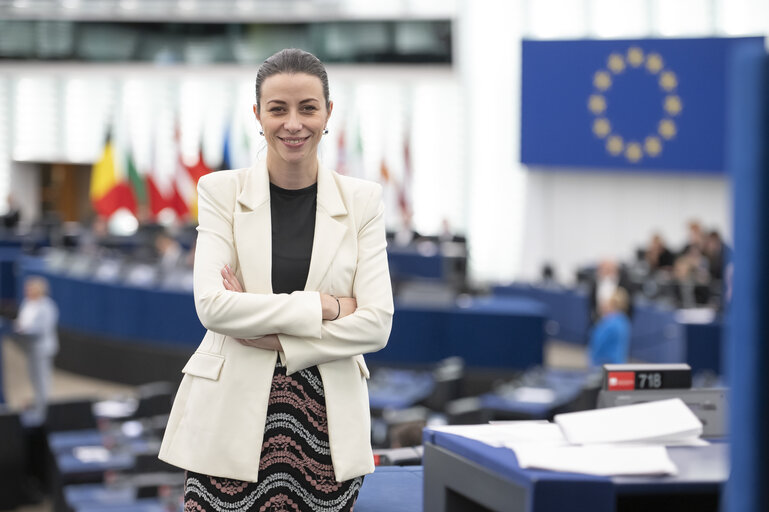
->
[603,364,691,391]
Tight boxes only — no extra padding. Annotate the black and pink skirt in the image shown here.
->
[183,361,363,512]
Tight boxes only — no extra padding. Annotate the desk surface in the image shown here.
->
[423,428,727,512]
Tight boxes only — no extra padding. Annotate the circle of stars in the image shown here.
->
[588,46,683,163]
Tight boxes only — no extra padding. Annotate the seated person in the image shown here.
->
[588,288,631,368]
[644,233,675,272]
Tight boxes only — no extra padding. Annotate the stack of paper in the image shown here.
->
[431,399,706,476]
[554,398,703,445]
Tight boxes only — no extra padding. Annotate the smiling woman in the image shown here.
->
[158,48,394,512]
[254,72,333,186]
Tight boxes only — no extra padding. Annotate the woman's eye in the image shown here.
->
[302,105,318,112]
[269,107,285,113]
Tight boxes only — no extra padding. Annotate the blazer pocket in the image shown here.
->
[354,355,371,379]
[182,352,225,381]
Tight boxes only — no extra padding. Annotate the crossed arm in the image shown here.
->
[220,264,358,351]
[194,173,394,374]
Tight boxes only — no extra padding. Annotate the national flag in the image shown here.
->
[180,149,213,219]
[126,150,147,211]
[379,159,391,183]
[90,136,137,217]
[220,122,232,171]
[401,128,413,219]
[520,37,765,172]
[336,125,347,175]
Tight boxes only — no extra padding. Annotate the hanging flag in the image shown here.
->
[90,135,137,217]
[348,117,364,178]
[182,149,214,219]
[220,121,232,171]
[379,158,391,183]
[126,150,147,212]
[520,37,765,172]
[401,126,413,219]
[336,125,348,175]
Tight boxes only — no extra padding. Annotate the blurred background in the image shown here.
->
[0,1,767,511]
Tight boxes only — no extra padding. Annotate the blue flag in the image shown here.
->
[520,37,765,173]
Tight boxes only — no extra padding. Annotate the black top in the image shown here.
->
[270,182,317,294]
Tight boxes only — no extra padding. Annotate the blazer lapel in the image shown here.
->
[233,160,348,294]
[233,161,273,294]
[305,165,348,291]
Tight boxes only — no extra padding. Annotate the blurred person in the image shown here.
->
[78,215,110,255]
[588,287,631,367]
[644,233,675,272]
[673,245,711,307]
[159,49,393,512]
[1,194,21,231]
[704,229,731,281]
[13,276,59,425]
[589,259,632,324]
[154,232,184,272]
[393,210,422,247]
[679,219,705,257]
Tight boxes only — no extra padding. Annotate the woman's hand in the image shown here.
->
[321,293,357,321]
[235,334,282,351]
[221,265,283,351]
[221,265,243,293]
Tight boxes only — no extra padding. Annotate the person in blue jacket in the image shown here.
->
[589,287,631,367]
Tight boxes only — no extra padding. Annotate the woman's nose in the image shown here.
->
[284,110,302,132]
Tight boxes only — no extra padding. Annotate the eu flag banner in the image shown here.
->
[521,37,765,173]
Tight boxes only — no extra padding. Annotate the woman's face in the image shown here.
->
[254,72,332,171]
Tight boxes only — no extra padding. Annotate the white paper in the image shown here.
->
[555,398,703,445]
[511,444,678,476]
[430,422,567,447]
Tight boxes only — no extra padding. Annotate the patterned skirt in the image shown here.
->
[183,361,364,512]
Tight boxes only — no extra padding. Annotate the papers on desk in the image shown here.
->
[511,444,678,476]
[433,399,706,476]
[554,398,703,445]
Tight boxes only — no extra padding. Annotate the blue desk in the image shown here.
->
[493,284,590,344]
[356,466,423,512]
[371,297,546,369]
[388,247,445,280]
[493,284,725,374]
[630,304,723,375]
[422,429,726,512]
[19,256,205,347]
[20,257,545,371]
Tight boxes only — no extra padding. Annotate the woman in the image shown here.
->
[14,276,59,425]
[159,49,394,512]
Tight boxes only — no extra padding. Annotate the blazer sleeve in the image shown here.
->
[279,184,394,374]
[193,174,323,340]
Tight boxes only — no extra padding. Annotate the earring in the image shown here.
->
[323,128,329,135]
[259,129,264,136]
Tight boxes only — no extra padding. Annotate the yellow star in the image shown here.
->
[593,71,612,91]
[645,53,664,74]
[658,119,677,140]
[593,118,611,138]
[627,47,644,67]
[625,142,643,163]
[608,53,626,74]
[645,136,662,157]
[606,135,624,156]
[664,95,683,116]
[588,94,607,115]
[659,71,678,91]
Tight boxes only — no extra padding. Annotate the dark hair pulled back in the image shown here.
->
[255,48,330,112]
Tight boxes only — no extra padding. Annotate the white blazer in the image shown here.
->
[159,160,394,483]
